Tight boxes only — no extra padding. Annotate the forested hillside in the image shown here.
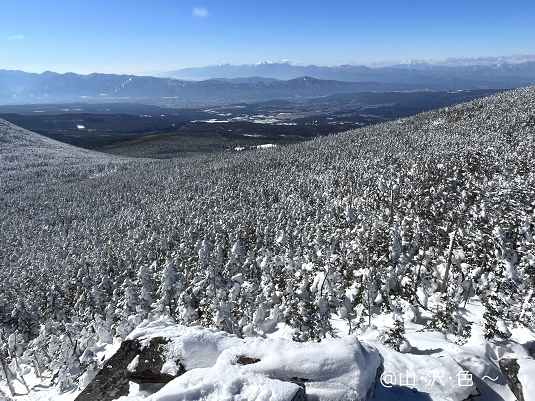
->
[1,86,535,399]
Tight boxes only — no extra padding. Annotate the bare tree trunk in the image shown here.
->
[441,227,459,294]
[32,356,42,380]
[415,237,428,289]
[0,349,16,397]
[368,288,372,326]
[10,349,30,394]
[16,370,30,394]
[463,280,473,308]
[168,298,174,318]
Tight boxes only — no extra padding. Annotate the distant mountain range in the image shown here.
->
[0,72,467,105]
[160,60,535,86]
[1,61,535,105]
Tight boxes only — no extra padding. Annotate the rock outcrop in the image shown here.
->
[499,358,524,401]
[126,337,185,384]
[77,319,382,401]
[75,337,185,401]
[75,339,138,401]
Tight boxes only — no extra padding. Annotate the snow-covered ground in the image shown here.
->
[2,298,533,401]
[0,118,118,174]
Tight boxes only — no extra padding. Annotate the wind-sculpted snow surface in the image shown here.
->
[122,318,381,401]
[1,87,535,400]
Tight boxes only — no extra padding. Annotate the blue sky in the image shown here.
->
[2,0,535,75]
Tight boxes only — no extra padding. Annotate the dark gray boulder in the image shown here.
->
[75,339,139,401]
[499,358,524,401]
[126,337,185,384]
[236,356,261,365]
[75,337,184,401]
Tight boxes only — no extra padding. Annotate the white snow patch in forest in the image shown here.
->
[191,119,229,123]
[352,298,535,401]
[430,118,446,126]
[97,327,113,344]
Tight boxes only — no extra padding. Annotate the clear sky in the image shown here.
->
[2,0,535,75]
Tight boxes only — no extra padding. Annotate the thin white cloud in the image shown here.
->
[8,35,24,40]
[365,54,535,68]
[436,54,535,66]
[193,7,208,17]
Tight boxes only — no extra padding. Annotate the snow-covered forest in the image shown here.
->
[1,86,535,400]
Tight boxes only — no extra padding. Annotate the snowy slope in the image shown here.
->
[1,87,535,401]
[0,118,116,174]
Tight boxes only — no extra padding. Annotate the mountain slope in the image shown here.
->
[1,87,535,400]
[0,70,56,99]
[0,118,117,173]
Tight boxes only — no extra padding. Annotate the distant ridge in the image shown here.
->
[0,71,464,105]
[2,62,535,104]
[159,61,535,86]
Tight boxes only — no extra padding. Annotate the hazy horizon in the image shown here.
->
[3,53,535,78]
[2,0,535,76]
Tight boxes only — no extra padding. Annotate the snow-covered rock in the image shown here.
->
[117,318,382,400]
[147,366,306,401]
[76,340,143,401]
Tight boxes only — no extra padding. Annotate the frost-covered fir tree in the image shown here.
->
[157,255,183,318]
